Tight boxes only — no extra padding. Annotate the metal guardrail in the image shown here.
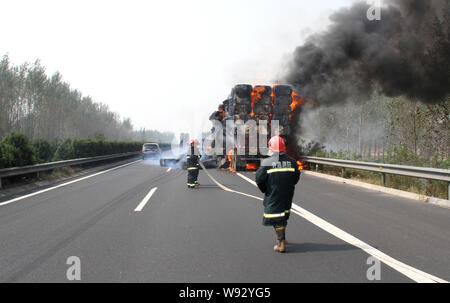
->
[0,151,140,189]
[300,156,450,200]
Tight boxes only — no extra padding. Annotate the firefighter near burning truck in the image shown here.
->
[187,139,200,189]
[256,135,300,253]
[206,83,305,252]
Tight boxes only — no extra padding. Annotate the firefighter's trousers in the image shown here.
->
[187,167,199,187]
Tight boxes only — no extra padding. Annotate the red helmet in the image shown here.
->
[190,139,199,145]
[268,136,286,152]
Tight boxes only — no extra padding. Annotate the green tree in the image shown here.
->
[0,133,35,167]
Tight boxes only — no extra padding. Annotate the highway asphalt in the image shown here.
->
[0,159,448,283]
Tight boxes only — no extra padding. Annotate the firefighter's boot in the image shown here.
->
[273,227,286,253]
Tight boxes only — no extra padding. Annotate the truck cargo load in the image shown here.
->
[208,84,304,171]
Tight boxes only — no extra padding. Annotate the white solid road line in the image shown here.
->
[134,187,158,212]
[234,172,447,283]
[236,172,256,185]
[0,160,142,207]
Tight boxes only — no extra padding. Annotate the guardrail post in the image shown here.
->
[381,173,386,187]
[448,182,450,200]
[0,177,2,189]
[341,168,346,178]
[315,164,318,172]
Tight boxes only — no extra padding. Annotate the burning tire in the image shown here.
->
[272,105,292,115]
[233,96,251,105]
[253,86,273,105]
[260,95,273,105]
[228,100,250,113]
[232,84,252,107]
[253,104,271,115]
[234,103,252,114]
[252,114,271,122]
[273,85,293,96]
[273,95,293,105]
[254,85,272,94]
[272,114,291,125]
[233,114,248,121]
[279,125,291,135]
[233,84,253,97]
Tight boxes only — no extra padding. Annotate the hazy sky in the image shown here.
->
[1,0,356,137]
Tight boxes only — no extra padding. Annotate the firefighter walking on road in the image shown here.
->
[187,139,200,189]
[256,136,300,253]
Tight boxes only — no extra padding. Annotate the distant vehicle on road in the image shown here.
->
[142,143,161,160]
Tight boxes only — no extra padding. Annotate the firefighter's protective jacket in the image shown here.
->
[186,153,200,169]
[255,152,300,225]
[186,150,200,187]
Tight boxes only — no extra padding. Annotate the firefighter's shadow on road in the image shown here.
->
[286,242,357,254]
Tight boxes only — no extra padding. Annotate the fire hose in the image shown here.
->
[198,160,263,201]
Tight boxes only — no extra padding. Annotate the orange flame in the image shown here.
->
[227,149,233,162]
[297,160,307,170]
[290,91,304,119]
[269,85,276,122]
[246,163,259,170]
[250,86,266,117]
[227,149,235,173]
[290,92,304,111]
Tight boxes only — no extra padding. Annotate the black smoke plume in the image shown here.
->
[283,0,450,106]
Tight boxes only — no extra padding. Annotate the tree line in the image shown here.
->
[296,95,449,199]
[299,94,449,168]
[0,132,145,169]
[0,54,174,143]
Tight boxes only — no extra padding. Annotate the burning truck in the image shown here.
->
[207,84,304,171]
